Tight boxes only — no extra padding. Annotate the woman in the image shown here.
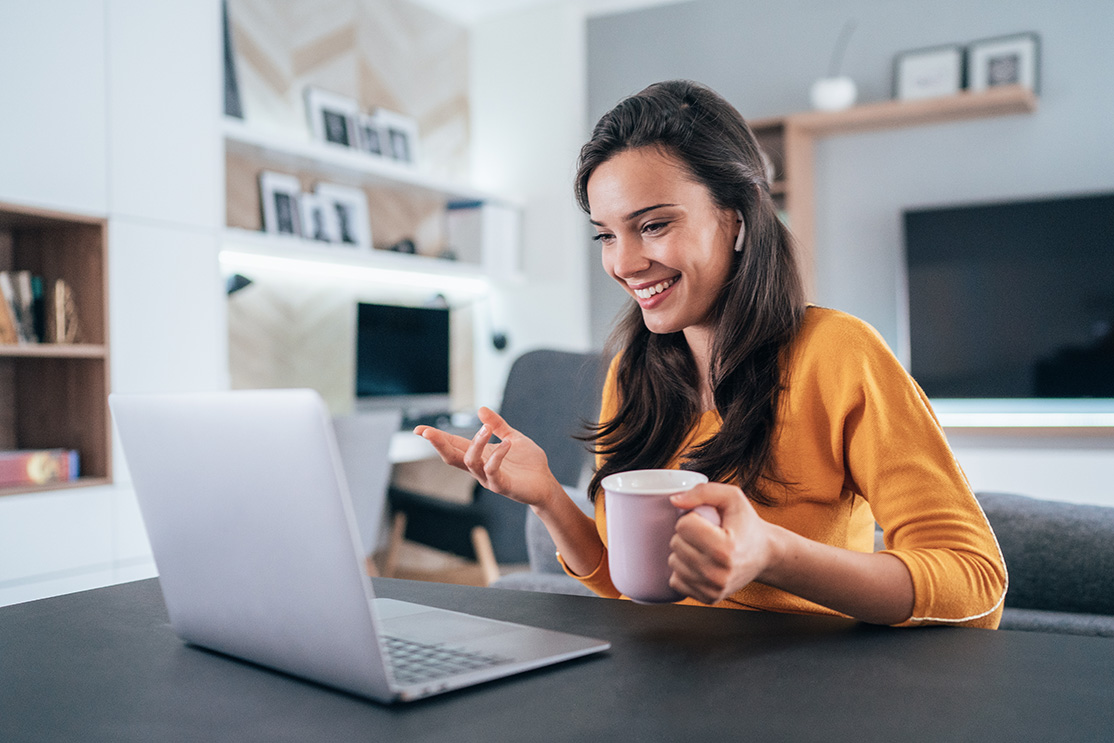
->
[417,80,1006,627]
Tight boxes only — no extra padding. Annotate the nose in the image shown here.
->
[607,235,651,279]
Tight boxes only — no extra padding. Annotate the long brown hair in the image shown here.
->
[577,80,806,506]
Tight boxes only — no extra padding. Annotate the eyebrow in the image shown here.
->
[589,203,677,226]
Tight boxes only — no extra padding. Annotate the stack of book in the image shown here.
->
[0,270,77,344]
[0,449,80,488]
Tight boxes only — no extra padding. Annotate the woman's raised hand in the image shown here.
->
[414,406,562,508]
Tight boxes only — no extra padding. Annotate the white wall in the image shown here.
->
[0,0,225,607]
[469,2,593,406]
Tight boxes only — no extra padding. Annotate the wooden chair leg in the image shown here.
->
[470,526,501,586]
[382,512,407,578]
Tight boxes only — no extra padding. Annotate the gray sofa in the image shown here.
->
[495,490,1114,637]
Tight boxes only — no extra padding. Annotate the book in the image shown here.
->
[14,270,37,342]
[0,449,81,487]
[47,278,79,343]
[0,271,22,343]
[0,272,18,344]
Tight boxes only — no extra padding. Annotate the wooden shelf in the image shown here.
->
[788,85,1037,136]
[0,201,110,497]
[0,343,107,359]
[748,86,1039,296]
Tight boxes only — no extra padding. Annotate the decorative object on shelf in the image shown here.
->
[0,449,80,488]
[305,87,360,148]
[299,191,339,243]
[967,32,1040,94]
[894,44,965,101]
[259,171,303,237]
[445,201,521,278]
[372,108,420,166]
[47,278,79,343]
[355,112,385,157]
[387,237,417,255]
[314,183,372,250]
[809,20,858,111]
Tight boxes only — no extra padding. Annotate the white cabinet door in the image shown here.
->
[107,0,222,229]
[0,0,108,214]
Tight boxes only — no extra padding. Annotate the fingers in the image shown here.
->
[671,482,749,536]
[414,425,471,469]
[476,406,516,441]
[463,424,495,482]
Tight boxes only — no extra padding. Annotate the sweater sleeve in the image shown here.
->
[817,314,1007,628]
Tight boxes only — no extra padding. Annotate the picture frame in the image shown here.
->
[371,108,420,166]
[314,183,372,250]
[304,87,360,148]
[259,171,303,237]
[299,191,338,243]
[967,32,1040,94]
[894,44,965,101]
[354,112,385,157]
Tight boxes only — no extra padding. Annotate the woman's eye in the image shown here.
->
[592,233,614,244]
[642,221,666,235]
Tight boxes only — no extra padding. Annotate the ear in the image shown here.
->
[733,209,745,252]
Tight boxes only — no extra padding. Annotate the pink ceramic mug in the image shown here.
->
[602,469,721,604]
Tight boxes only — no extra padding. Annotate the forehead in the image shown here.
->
[586,147,711,220]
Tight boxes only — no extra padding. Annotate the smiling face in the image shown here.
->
[587,147,740,340]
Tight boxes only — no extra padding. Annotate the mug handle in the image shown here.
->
[684,504,722,528]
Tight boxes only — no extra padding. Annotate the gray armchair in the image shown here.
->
[976,491,1114,637]
[386,349,605,585]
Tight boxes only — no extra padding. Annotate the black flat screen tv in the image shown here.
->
[355,302,450,406]
[904,191,1114,399]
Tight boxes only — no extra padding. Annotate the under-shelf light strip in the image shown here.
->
[938,412,1114,428]
[218,250,489,296]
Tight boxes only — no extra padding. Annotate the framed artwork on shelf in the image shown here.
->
[305,87,360,148]
[259,171,303,237]
[894,44,965,101]
[372,108,420,166]
[314,183,372,250]
[355,112,385,157]
[299,192,338,243]
[967,32,1040,93]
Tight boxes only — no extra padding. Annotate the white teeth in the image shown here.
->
[634,277,676,299]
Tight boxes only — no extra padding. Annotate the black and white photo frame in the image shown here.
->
[354,112,385,157]
[314,183,372,250]
[372,108,420,166]
[894,44,965,101]
[259,171,303,237]
[299,191,339,243]
[305,87,360,148]
[967,32,1040,94]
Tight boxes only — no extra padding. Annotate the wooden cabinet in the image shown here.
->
[748,85,1038,296]
[0,202,111,495]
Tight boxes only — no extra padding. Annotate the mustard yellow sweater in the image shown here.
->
[566,307,1006,628]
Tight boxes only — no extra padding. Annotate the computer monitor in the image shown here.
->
[354,302,451,412]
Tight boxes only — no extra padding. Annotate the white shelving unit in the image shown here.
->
[221,117,521,288]
[223,117,507,206]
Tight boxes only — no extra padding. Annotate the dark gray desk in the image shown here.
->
[2,578,1112,742]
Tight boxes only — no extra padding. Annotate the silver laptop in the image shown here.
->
[109,389,609,703]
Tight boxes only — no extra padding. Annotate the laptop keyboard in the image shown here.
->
[383,635,512,685]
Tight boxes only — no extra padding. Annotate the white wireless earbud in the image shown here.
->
[733,210,745,252]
